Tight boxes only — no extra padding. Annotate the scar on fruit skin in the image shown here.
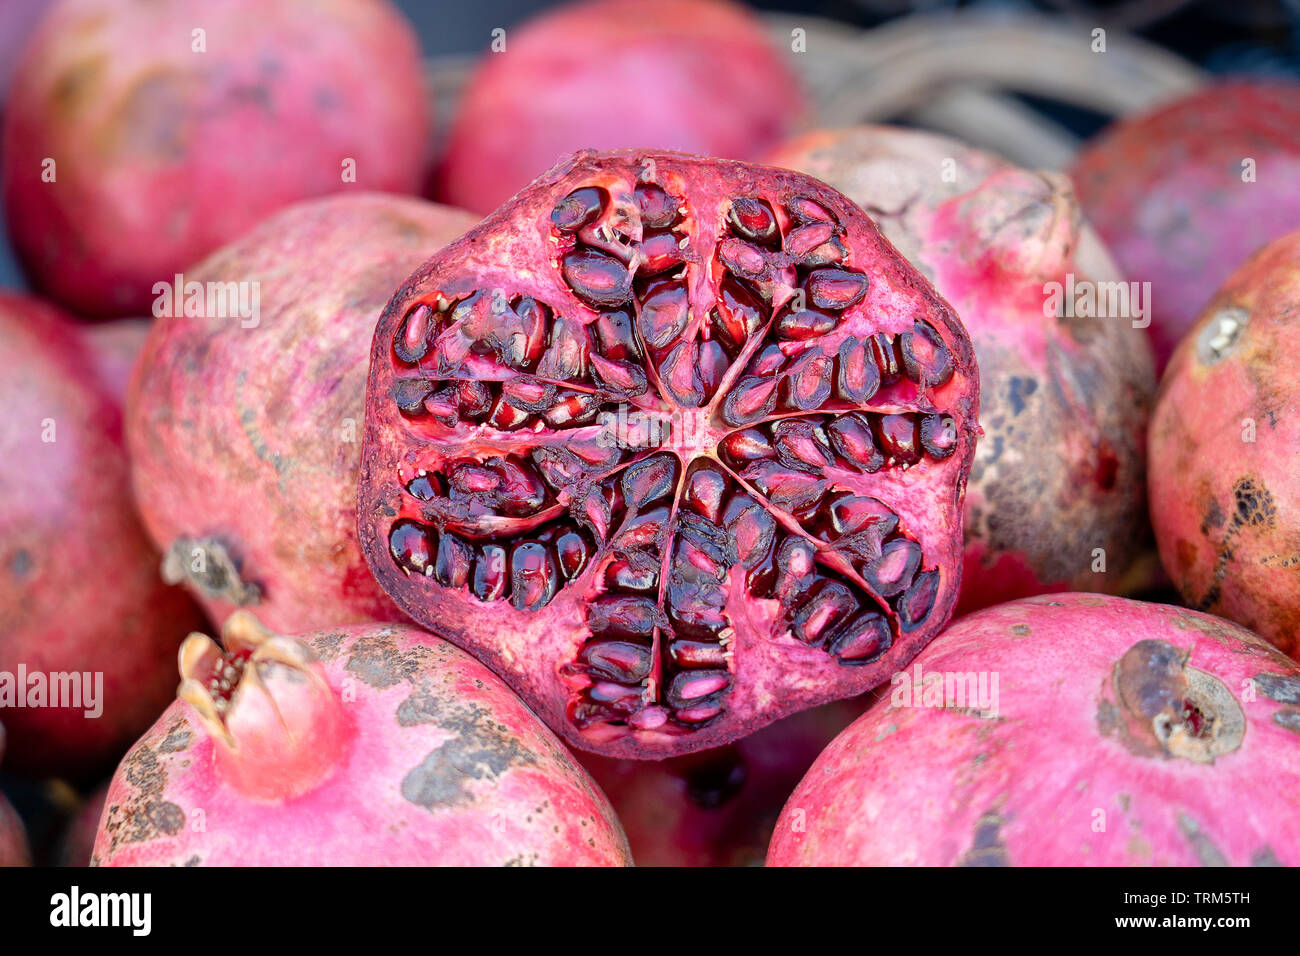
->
[1195,476,1276,612]
[958,811,1010,866]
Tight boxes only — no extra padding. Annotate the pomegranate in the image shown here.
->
[3,0,429,317]
[1071,80,1300,371]
[1149,230,1300,656]
[0,727,32,866]
[434,0,804,215]
[92,613,632,866]
[128,193,477,633]
[579,696,867,866]
[766,126,1158,614]
[82,319,150,403]
[359,149,980,759]
[0,292,205,777]
[769,593,1300,866]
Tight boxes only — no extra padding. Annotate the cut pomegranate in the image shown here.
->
[359,150,979,758]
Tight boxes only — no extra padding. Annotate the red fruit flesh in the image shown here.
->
[359,149,979,759]
[92,613,631,866]
[3,0,429,317]
[434,0,804,215]
[0,293,205,778]
[1071,80,1300,372]
[580,696,867,866]
[767,127,1157,614]
[1149,230,1300,656]
[769,593,1300,866]
[128,193,477,633]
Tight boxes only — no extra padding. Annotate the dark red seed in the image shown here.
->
[495,458,548,516]
[697,339,730,400]
[666,669,731,709]
[543,390,601,427]
[394,303,433,364]
[622,454,679,509]
[827,413,884,472]
[899,321,954,386]
[487,396,531,430]
[603,554,658,592]
[659,339,705,407]
[804,235,847,267]
[774,537,818,605]
[870,333,903,385]
[637,277,689,349]
[555,530,592,581]
[389,520,433,575]
[512,296,549,369]
[726,197,780,247]
[580,639,653,683]
[782,351,834,411]
[827,493,898,539]
[721,375,778,426]
[920,414,957,459]
[805,268,869,311]
[405,473,440,501]
[897,569,939,632]
[684,463,730,523]
[874,413,921,465]
[562,249,632,308]
[863,537,920,597]
[785,221,835,259]
[589,353,648,398]
[772,418,834,472]
[787,196,834,223]
[552,186,608,231]
[751,343,787,377]
[471,543,509,601]
[775,303,838,341]
[392,378,435,415]
[535,319,588,381]
[836,337,881,404]
[593,307,642,361]
[744,461,826,514]
[588,594,665,638]
[829,610,893,665]
[434,532,474,589]
[718,238,768,277]
[715,277,767,349]
[456,379,493,419]
[719,428,775,463]
[791,580,859,647]
[724,495,777,568]
[510,541,558,610]
[635,182,679,229]
[422,387,458,422]
[637,232,686,274]
[668,639,728,669]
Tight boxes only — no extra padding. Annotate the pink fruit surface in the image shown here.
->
[1149,230,1300,656]
[0,726,32,866]
[1071,80,1300,371]
[0,293,205,777]
[359,148,979,759]
[434,0,804,215]
[768,593,1300,866]
[767,127,1157,614]
[3,0,429,317]
[580,696,867,866]
[81,319,150,403]
[92,613,632,866]
[128,193,477,633]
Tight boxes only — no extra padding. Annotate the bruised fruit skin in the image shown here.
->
[359,149,979,759]
[128,194,477,633]
[1071,80,1300,372]
[0,727,32,866]
[1149,231,1300,656]
[2,0,429,317]
[769,593,1300,866]
[767,127,1157,614]
[92,613,631,866]
[0,294,205,777]
[434,0,804,215]
[579,695,867,866]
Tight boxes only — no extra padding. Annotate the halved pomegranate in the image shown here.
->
[358,150,979,758]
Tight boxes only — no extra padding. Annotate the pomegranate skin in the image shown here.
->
[1149,231,1300,656]
[0,293,205,778]
[2,0,429,318]
[767,127,1157,614]
[769,593,1300,866]
[1071,80,1300,371]
[434,0,804,215]
[360,148,980,759]
[92,615,632,867]
[128,193,477,633]
[579,696,866,866]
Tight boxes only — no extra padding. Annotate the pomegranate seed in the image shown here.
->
[722,376,778,426]
[581,639,653,683]
[621,454,679,509]
[863,538,920,597]
[668,639,728,668]
[827,413,884,472]
[719,428,775,463]
[836,337,881,403]
[394,303,433,364]
[684,463,729,523]
[561,249,631,308]
[510,541,558,611]
[726,197,780,247]
[635,182,679,229]
[471,543,509,601]
[791,580,859,646]
[785,221,835,259]
[718,238,768,278]
[897,569,939,632]
[434,533,474,589]
[593,307,641,360]
[588,594,665,638]
[667,669,731,708]
[828,611,892,665]
[782,351,833,410]
[920,414,957,458]
[389,520,434,575]
[552,186,608,231]
[637,232,686,274]
[874,414,921,465]
[805,268,869,311]
[659,339,705,407]
[775,304,838,341]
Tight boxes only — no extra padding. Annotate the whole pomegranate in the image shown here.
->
[359,149,980,759]
[579,696,867,866]
[3,0,429,317]
[434,0,804,215]
[0,293,205,777]
[1149,230,1300,656]
[768,593,1300,866]
[0,727,32,866]
[92,613,632,866]
[128,193,477,633]
[1071,80,1300,371]
[767,126,1157,614]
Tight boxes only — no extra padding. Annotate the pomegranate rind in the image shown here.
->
[359,148,979,759]
[92,621,632,867]
[768,593,1300,866]
[1149,230,1300,656]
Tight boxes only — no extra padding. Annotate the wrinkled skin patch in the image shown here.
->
[96,715,193,862]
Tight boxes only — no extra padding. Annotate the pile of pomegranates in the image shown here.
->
[2,0,1299,871]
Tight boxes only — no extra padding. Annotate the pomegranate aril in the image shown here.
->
[684,463,729,523]
[899,321,954,386]
[871,333,903,385]
[435,533,474,589]
[827,493,899,539]
[495,459,548,516]
[783,351,834,410]
[669,639,728,669]
[722,376,778,426]
[581,639,653,683]
[716,278,767,350]
[637,232,686,274]
[875,414,921,466]
[804,235,847,267]
[637,277,689,349]
[787,196,834,223]
[697,339,729,400]
[667,670,731,709]
[720,428,775,464]
[675,702,725,723]
[449,463,501,497]
[622,454,679,509]
[589,353,648,398]
[658,340,704,407]
[487,396,530,430]
[751,343,787,377]
[724,496,777,568]
[667,591,728,638]
[552,186,608,232]
[897,569,939,632]
[791,580,859,647]
[772,418,834,472]
[593,307,641,361]
[394,303,433,364]
[604,553,659,591]
[920,414,957,459]
[726,197,780,248]
[635,182,679,229]
[471,543,509,601]
[827,413,884,472]
[744,461,826,514]
[423,387,459,422]
[588,681,642,706]
[805,268,869,311]
[510,541,558,611]
[543,390,600,426]
[405,473,440,500]
[863,537,921,597]
[456,379,493,419]
[718,238,768,278]
[775,304,838,341]
[501,378,555,412]
[836,337,881,403]
[535,319,589,380]
[392,378,435,415]
[555,530,592,581]
[511,296,549,369]
[774,536,818,605]
[828,610,892,665]
[389,520,434,576]
[588,594,665,638]
[562,249,632,308]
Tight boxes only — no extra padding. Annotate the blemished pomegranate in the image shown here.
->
[92,613,632,866]
[2,0,429,317]
[128,193,477,633]
[0,293,206,778]
[358,149,980,759]
[766,126,1158,614]
[0,727,32,867]
[768,593,1300,866]
[1071,80,1300,371]
[1149,230,1300,656]
[579,696,867,866]
[433,0,804,215]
